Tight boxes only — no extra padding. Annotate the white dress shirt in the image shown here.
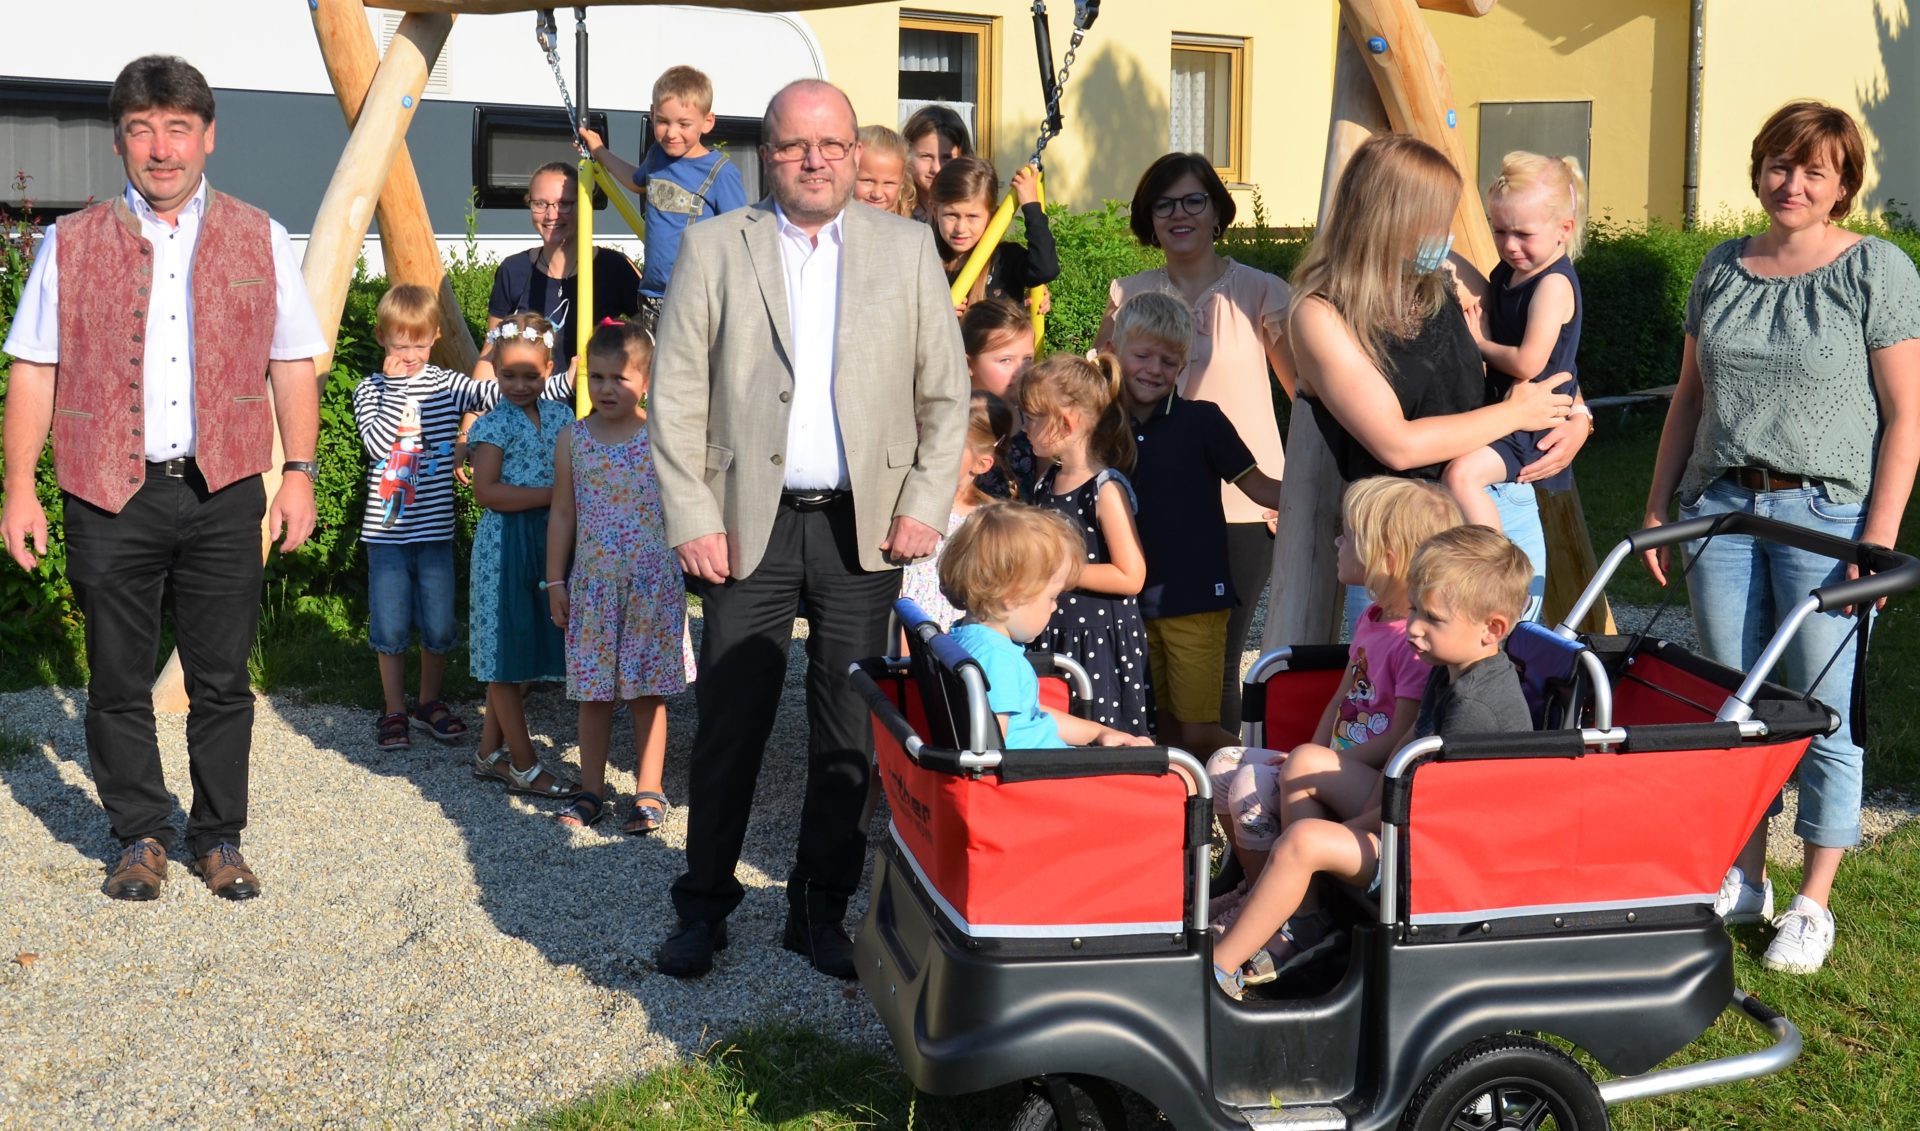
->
[771,203,849,491]
[2,179,326,463]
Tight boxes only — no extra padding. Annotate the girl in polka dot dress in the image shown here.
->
[1018,354,1155,736]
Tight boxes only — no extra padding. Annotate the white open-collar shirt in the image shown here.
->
[771,202,850,492]
[3,178,325,463]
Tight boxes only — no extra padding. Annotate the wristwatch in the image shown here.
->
[282,460,319,480]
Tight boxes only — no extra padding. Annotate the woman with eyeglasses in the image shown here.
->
[479,162,640,382]
[1097,153,1298,731]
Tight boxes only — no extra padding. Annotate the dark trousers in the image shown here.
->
[1219,521,1275,733]
[670,496,898,927]
[63,467,265,858]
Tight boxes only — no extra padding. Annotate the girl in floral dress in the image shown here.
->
[546,320,693,832]
[469,313,575,801]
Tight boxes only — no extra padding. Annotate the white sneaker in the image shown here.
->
[1712,866,1774,924]
[1763,895,1836,974]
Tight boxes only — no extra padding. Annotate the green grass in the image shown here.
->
[527,1025,1012,1130]
[0,723,32,769]
[247,589,482,706]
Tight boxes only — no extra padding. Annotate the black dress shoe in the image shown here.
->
[782,913,857,980]
[656,919,728,978]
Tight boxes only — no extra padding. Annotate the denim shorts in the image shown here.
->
[1680,476,1869,848]
[367,540,459,655]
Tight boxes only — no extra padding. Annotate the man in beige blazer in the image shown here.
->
[651,79,969,979]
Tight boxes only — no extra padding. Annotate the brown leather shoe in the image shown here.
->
[190,843,261,901]
[105,837,168,901]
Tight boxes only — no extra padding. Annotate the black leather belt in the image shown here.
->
[148,457,196,478]
[780,489,849,511]
[1727,466,1819,493]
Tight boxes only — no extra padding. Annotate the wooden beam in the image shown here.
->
[303,11,454,377]
[311,0,476,374]
[1262,25,1390,653]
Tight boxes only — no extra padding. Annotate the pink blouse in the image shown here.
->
[1106,260,1292,523]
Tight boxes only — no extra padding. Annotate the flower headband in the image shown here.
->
[487,323,554,348]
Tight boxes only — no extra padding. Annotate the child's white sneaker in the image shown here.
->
[1712,865,1773,924]
[1762,895,1835,974]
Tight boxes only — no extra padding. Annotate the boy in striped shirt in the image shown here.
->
[353,285,500,751]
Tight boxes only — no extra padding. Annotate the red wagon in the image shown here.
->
[850,514,1917,1130]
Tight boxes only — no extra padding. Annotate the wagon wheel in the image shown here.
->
[1401,1036,1608,1131]
[1009,1075,1133,1130]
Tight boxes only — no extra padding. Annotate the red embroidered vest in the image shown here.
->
[53,187,278,513]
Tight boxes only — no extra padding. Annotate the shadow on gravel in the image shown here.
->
[311,616,889,1054]
[1,688,190,872]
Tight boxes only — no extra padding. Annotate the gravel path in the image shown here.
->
[0,618,890,1130]
[3,600,1911,1129]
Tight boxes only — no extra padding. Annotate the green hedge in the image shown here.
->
[3,195,1917,686]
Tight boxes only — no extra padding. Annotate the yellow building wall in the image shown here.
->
[1698,0,1917,220]
[799,2,1335,222]
[1422,0,1692,224]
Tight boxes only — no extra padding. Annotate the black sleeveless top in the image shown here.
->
[1304,292,1495,481]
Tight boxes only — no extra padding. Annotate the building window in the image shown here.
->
[899,11,995,159]
[0,79,120,214]
[1477,101,1593,213]
[1171,36,1247,182]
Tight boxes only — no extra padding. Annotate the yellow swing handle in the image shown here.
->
[948,169,1047,346]
[574,155,595,419]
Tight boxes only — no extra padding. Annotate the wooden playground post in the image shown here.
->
[311,0,478,375]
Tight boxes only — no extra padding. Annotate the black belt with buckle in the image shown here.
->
[780,489,849,511]
[148,457,196,478]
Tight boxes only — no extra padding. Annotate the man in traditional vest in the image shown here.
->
[1,55,323,901]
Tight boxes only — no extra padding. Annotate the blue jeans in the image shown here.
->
[1681,476,1869,848]
[367,540,459,655]
[1344,483,1549,634]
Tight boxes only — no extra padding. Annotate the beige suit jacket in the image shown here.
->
[651,199,969,579]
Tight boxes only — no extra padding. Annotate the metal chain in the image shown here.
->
[534,11,587,155]
[1028,27,1086,167]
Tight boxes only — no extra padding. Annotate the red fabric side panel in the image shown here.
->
[874,673,1187,929]
[1261,668,1349,750]
[1407,739,1808,919]
[1038,674,1071,717]
[1611,655,1729,726]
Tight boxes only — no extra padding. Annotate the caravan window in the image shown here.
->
[0,79,121,214]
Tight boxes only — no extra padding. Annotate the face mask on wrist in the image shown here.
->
[1408,233,1455,275]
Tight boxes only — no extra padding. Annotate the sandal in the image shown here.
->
[472,747,579,798]
[411,700,469,742]
[623,791,669,836]
[1243,910,1336,986]
[376,711,412,751]
[558,789,608,828]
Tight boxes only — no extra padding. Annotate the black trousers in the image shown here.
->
[63,467,265,858]
[670,496,898,926]
[1219,521,1275,733]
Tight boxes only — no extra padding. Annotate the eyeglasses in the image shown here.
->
[528,199,575,215]
[767,138,853,163]
[1151,191,1213,219]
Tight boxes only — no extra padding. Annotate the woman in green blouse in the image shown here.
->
[1641,102,1920,975]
